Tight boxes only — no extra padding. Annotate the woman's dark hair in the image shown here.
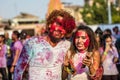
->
[70,25,98,57]
[13,31,20,38]
[102,34,112,50]
[0,35,5,43]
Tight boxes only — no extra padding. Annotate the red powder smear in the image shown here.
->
[84,38,90,47]
[75,31,82,37]
[84,32,90,47]
[75,31,90,48]
[50,23,66,35]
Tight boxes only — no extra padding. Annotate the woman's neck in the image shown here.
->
[78,49,88,54]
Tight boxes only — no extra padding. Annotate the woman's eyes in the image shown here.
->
[76,36,86,39]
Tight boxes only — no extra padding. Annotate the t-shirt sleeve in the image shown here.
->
[14,41,23,51]
[113,47,119,58]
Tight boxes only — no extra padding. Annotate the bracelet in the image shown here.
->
[104,52,107,55]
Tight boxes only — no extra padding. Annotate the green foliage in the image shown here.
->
[81,0,120,24]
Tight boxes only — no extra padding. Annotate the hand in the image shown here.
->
[82,54,92,67]
[10,66,15,73]
[64,59,69,66]
[105,43,111,52]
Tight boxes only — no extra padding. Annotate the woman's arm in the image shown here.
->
[62,51,70,80]
[82,50,100,76]
[63,51,70,66]
[89,50,100,76]
[101,44,110,63]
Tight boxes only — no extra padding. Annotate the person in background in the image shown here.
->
[0,35,8,80]
[101,34,119,80]
[4,32,13,80]
[64,25,100,80]
[4,32,12,46]
[112,26,120,39]
[10,31,23,74]
[115,37,120,80]
[36,24,47,36]
[14,10,76,80]
[103,29,116,45]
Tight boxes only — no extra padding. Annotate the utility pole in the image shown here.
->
[108,0,112,24]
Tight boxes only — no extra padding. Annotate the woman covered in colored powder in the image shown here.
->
[63,25,100,80]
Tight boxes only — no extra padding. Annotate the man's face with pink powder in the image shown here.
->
[49,16,66,41]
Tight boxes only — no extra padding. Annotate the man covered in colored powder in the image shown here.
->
[14,10,76,80]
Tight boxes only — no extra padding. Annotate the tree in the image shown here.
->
[81,0,120,25]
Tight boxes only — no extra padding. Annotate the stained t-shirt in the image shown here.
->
[100,46,119,75]
[11,40,23,66]
[14,36,70,80]
[68,52,89,80]
[0,44,7,68]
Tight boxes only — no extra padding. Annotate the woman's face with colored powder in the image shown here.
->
[74,30,90,52]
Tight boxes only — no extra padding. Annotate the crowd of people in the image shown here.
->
[0,10,120,80]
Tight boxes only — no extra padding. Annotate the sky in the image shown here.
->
[0,0,84,20]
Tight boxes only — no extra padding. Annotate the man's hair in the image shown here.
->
[46,9,76,34]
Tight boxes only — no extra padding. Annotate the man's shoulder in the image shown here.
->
[60,39,71,49]
[62,39,71,44]
[25,36,46,45]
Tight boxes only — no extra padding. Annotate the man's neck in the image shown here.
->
[14,38,18,42]
[46,36,58,47]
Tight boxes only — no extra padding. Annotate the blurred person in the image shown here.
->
[101,34,119,80]
[103,29,112,35]
[115,37,120,80]
[36,24,47,36]
[0,35,8,80]
[112,26,120,39]
[10,31,23,74]
[20,32,28,44]
[14,10,76,80]
[63,25,100,80]
[4,32,13,80]
[4,32,12,46]
[95,27,103,48]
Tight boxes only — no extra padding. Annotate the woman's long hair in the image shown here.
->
[70,25,98,58]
